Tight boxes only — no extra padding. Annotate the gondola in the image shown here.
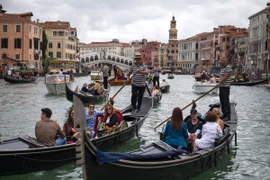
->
[167,74,174,79]
[65,83,111,104]
[159,82,170,93]
[76,97,238,180]
[108,78,132,86]
[230,79,267,86]
[4,75,37,83]
[0,86,153,176]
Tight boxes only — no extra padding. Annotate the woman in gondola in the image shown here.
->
[63,109,80,143]
[104,104,119,130]
[116,69,124,80]
[163,107,189,149]
[192,111,223,152]
[63,109,90,143]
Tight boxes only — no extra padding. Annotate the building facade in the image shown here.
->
[248,6,269,78]
[0,4,42,69]
[79,39,128,57]
[40,21,79,61]
[178,33,204,73]
[158,43,168,68]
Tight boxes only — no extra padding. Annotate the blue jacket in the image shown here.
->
[163,121,189,148]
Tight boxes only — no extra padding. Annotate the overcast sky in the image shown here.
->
[2,0,269,43]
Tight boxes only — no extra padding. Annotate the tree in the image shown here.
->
[40,30,48,74]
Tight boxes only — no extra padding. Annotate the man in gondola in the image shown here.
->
[215,57,232,121]
[35,108,66,146]
[127,54,149,114]
[85,103,104,138]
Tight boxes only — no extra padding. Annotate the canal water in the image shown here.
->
[0,75,269,180]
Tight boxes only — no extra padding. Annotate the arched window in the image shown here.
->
[81,58,85,63]
[125,60,128,65]
[112,57,115,61]
[108,55,111,60]
[90,56,94,61]
[116,58,120,62]
[95,55,98,60]
[121,59,124,63]
[86,57,89,62]
[129,61,132,66]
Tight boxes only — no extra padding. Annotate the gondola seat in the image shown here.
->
[94,110,124,137]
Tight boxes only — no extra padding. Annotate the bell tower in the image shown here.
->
[169,16,178,42]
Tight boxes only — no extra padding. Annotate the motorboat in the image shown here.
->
[193,82,218,94]
[44,74,75,95]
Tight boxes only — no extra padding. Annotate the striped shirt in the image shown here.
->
[220,64,232,87]
[129,63,148,87]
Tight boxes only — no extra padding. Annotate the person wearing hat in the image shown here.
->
[35,108,66,146]
[152,62,162,88]
[127,54,149,113]
[186,109,203,138]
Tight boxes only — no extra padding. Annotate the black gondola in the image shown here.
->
[160,83,170,93]
[231,79,267,86]
[4,75,37,83]
[75,93,238,180]
[0,86,153,176]
[65,83,111,104]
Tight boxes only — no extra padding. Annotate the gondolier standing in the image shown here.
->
[216,57,232,121]
[152,62,162,88]
[101,63,109,89]
[127,54,149,113]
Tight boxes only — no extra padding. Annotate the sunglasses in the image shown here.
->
[89,106,95,109]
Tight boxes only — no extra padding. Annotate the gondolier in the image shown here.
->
[127,54,149,113]
[101,63,109,89]
[216,57,232,121]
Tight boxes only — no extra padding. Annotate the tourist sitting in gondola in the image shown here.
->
[88,83,95,95]
[104,104,119,129]
[211,108,224,130]
[192,111,223,152]
[151,85,160,97]
[93,82,103,95]
[186,109,203,138]
[85,104,104,139]
[63,109,80,143]
[81,83,89,93]
[116,69,124,80]
[163,107,189,149]
[35,108,66,146]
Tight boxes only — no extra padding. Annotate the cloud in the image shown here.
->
[2,0,268,43]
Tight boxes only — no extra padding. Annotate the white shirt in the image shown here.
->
[195,122,223,149]
[8,69,12,75]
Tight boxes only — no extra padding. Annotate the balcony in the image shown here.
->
[249,34,261,43]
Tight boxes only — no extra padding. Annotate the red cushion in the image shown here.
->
[115,110,123,124]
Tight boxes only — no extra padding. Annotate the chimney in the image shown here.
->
[37,19,39,23]
[267,2,270,8]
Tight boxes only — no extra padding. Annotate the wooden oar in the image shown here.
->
[154,82,221,131]
[100,77,132,110]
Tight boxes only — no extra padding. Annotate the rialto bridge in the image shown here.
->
[80,50,133,71]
